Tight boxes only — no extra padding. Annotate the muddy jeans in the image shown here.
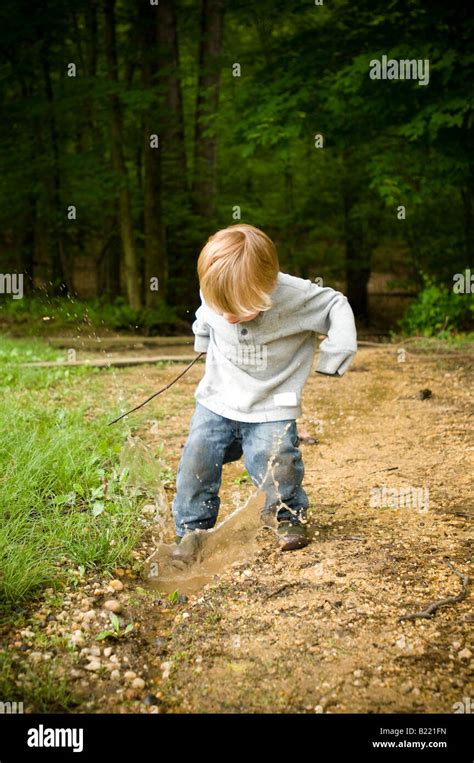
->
[172,402,309,537]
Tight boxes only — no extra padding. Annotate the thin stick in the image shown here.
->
[398,562,470,622]
[108,352,205,425]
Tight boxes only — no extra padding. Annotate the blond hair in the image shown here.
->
[197,224,279,316]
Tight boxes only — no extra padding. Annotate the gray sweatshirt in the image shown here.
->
[192,271,357,422]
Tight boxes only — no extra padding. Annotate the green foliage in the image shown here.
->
[0,652,81,712]
[0,296,182,335]
[96,612,134,641]
[0,389,145,608]
[398,275,473,336]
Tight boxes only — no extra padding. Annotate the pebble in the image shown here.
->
[104,600,122,614]
[154,637,168,654]
[70,630,84,646]
[458,648,472,661]
[143,694,159,706]
[110,670,120,681]
[85,660,101,672]
[132,678,146,690]
[20,629,35,639]
[109,580,124,592]
[124,671,137,681]
[103,647,113,658]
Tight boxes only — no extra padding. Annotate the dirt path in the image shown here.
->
[7,345,473,713]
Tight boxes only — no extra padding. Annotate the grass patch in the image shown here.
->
[0,651,81,712]
[0,295,186,336]
[0,400,144,608]
[0,347,151,612]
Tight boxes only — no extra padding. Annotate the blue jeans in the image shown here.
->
[172,402,309,537]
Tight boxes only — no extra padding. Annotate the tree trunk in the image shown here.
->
[104,0,142,310]
[138,0,167,307]
[343,190,371,324]
[40,44,75,294]
[157,0,188,195]
[192,0,225,218]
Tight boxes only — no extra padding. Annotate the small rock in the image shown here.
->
[143,694,159,706]
[85,660,101,672]
[395,635,406,650]
[132,677,145,690]
[109,580,124,592]
[103,647,113,658]
[110,670,120,681]
[20,629,35,639]
[154,637,168,654]
[70,630,85,646]
[417,388,432,400]
[87,646,101,657]
[124,671,137,681]
[104,599,122,614]
[458,648,472,661]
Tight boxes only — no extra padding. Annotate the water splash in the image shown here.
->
[144,488,274,595]
[123,422,303,595]
[120,436,171,539]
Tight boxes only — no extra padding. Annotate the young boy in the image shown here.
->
[171,223,357,562]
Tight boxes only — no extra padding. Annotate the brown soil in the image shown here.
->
[6,345,473,713]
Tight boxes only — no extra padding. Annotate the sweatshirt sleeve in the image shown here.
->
[298,282,358,376]
[192,291,211,353]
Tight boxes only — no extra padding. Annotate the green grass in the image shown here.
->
[0,651,81,712]
[0,399,146,609]
[0,335,155,612]
[0,335,64,364]
[0,295,184,335]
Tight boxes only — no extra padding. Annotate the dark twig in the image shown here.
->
[398,562,470,622]
[265,582,300,599]
[108,352,205,425]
